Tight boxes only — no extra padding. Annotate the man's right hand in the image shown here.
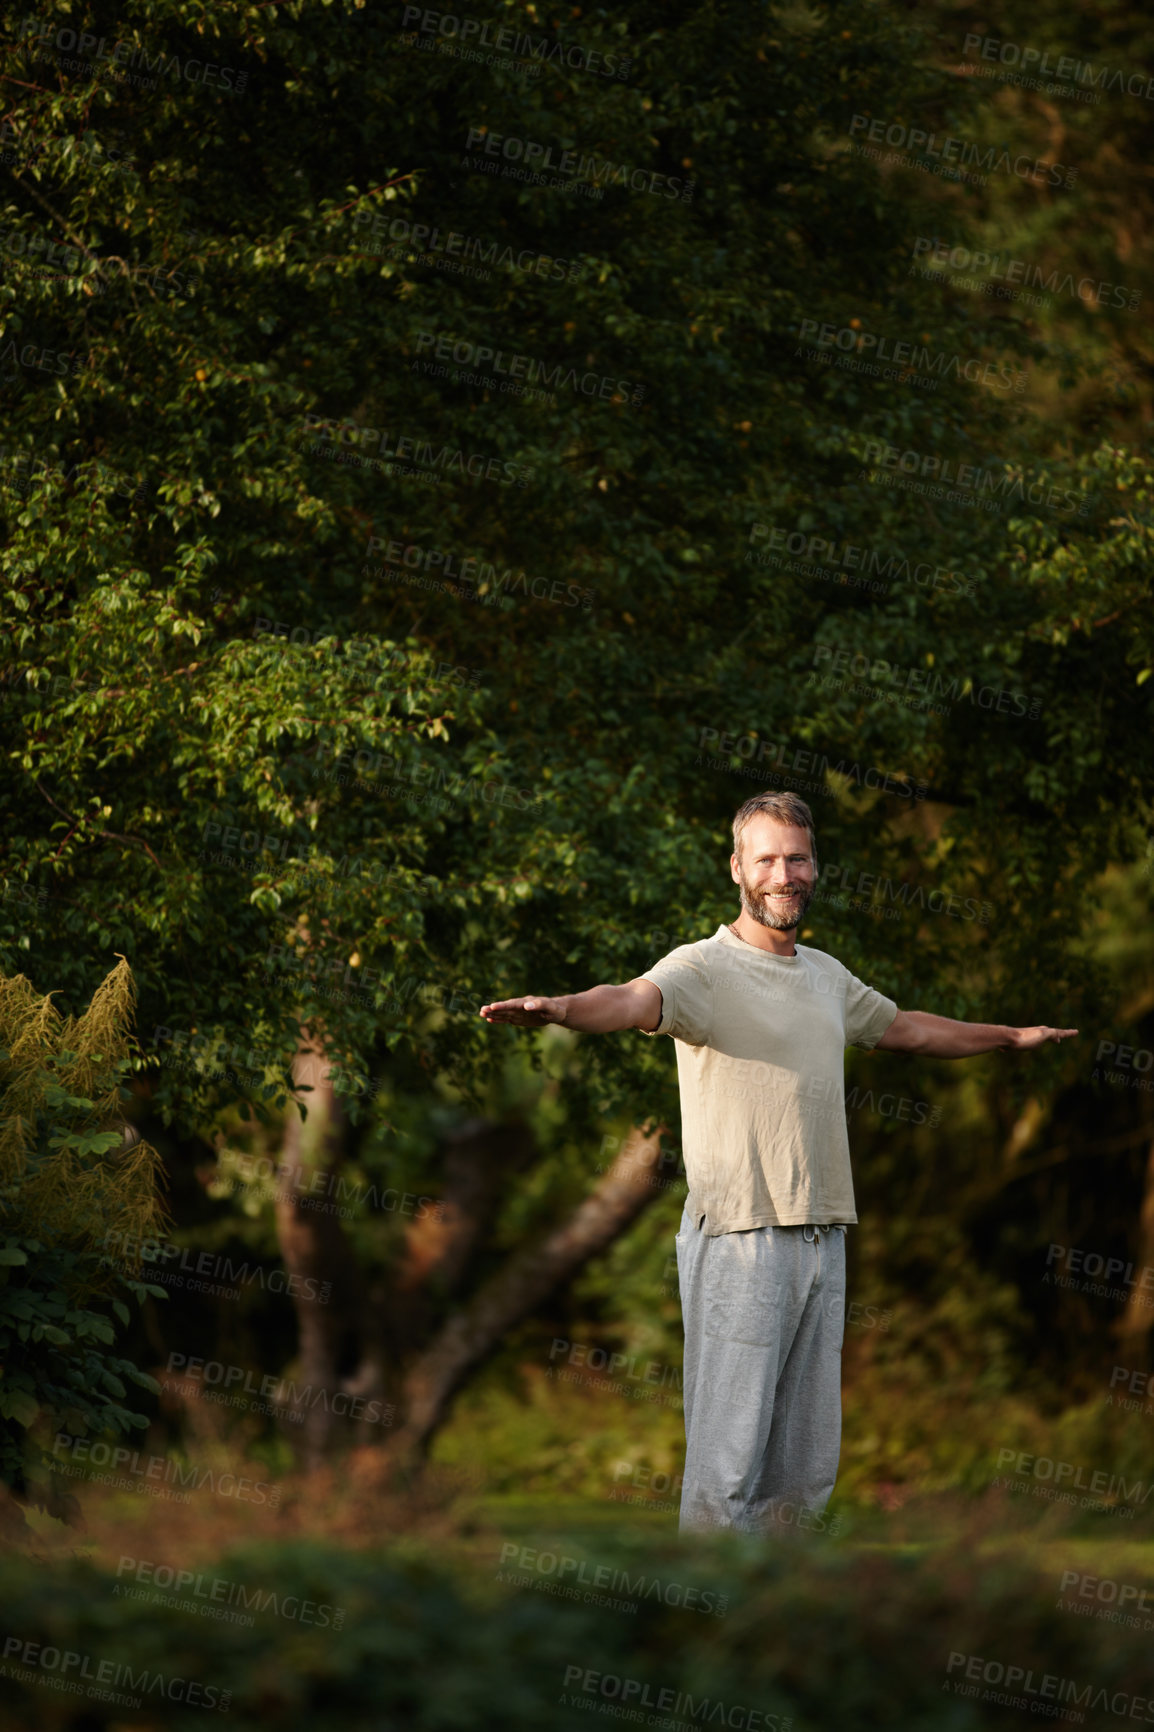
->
[479,996,568,1026]
[480,981,662,1033]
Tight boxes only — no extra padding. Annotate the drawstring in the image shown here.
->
[803,1224,833,1242]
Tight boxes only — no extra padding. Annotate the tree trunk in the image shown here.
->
[272,1057,669,1469]
[344,1114,537,1426]
[387,1120,668,1460]
[271,1031,362,1469]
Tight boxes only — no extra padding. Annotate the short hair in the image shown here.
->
[731,791,818,870]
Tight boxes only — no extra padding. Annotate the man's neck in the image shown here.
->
[727,913,799,956]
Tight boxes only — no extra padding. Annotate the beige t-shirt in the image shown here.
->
[641,925,897,1232]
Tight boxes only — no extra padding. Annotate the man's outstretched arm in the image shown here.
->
[875,1010,1078,1058]
[479,979,662,1033]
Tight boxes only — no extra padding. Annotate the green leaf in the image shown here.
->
[0,1390,39,1426]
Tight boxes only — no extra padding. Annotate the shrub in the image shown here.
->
[0,957,167,1511]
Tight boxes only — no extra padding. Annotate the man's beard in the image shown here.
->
[736,870,814,932]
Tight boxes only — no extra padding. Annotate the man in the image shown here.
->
[479,791,1076,1537]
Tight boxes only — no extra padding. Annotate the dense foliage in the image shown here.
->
[0,0,1151,1478]
[1,1523,1151,1729]
[0,960,165,1500]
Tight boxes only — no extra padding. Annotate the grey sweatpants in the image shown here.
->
[675,1202,847,1536]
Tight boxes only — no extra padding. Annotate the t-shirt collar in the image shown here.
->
[714,923,803,962]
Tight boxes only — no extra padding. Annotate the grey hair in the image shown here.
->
[731,791,818,872]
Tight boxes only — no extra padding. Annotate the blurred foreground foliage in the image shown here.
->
[1,1508,1152,1729]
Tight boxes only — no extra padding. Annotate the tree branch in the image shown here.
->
[387,1121,669,1458]
[35,780,165,871]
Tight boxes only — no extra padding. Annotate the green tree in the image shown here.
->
[1,0,1150,1460]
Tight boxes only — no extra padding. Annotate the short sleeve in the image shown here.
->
[844,971,898,1050]
[639,944,714,1047]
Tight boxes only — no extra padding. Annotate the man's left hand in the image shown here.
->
[1009,1026,1078,1049]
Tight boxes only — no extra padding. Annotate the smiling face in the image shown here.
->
[730,816,816,932]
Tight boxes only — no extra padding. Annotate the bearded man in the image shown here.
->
[480,791,1076,1536]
